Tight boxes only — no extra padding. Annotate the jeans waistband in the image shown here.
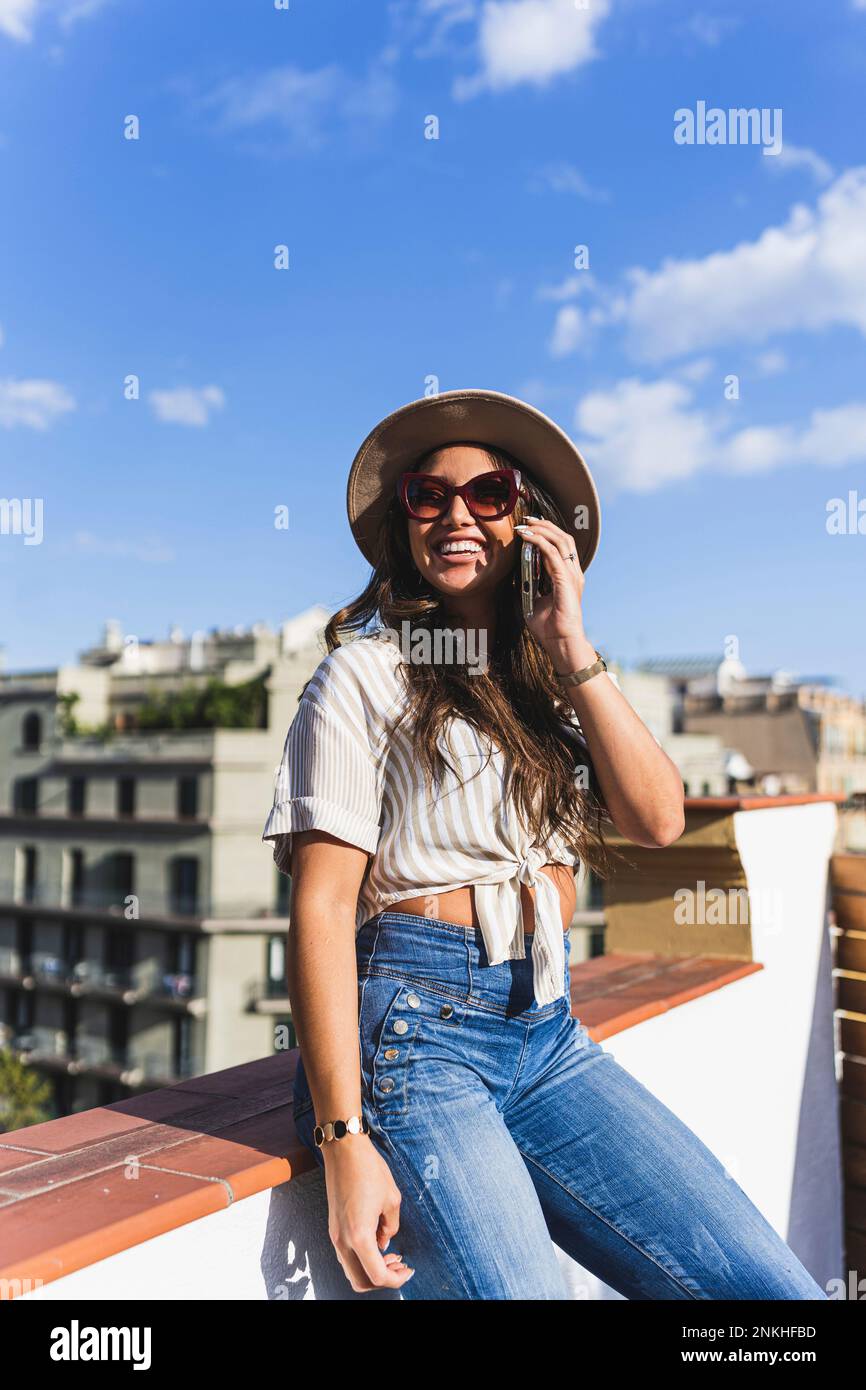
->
[357,910,570,1018]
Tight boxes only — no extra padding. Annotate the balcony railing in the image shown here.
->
[0,878,285,922]
[245,977,291,1009]
[11,1026,67,1058]
[1,953,200,1001]
[8,1032,204,1082]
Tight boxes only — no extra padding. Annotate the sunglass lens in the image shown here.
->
[405,477,449,517]
[469,474,512,516]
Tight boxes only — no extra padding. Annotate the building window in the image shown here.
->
[108,853,135,905]
[68,777,87,817]
[702,781,712,796]
[14,778,38,814]
[164,933,197,999]
[177,776,199,820]
[21,712,42,750]
[117,777,136,818]
[21,846,38,904]
[70,849,85,908]
[169,858,200,916]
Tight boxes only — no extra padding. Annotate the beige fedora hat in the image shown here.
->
[346,388,601,570]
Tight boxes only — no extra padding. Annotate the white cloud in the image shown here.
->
[148,385,225,427]
[565,167,866,363]
[0,0,112,41]
[197,60,398,152]
[412,0,478,57]
[576,378,717,492]
[754,349,787,376]
[454,0,611,98]
[58,0,113,25]
[537,272,596,302]
[0,0,37,40]
[765,142,833,185]
[549,304,587,356]
[799,403,866,466]
[0,378,75,429]
[677,357,715,383]
[676,12,740,46]
[529,162,609,201]
[575,375,866,493]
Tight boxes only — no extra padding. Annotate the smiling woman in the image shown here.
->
[262,388,825,1305]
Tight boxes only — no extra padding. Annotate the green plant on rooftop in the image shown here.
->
[56,691,116,742]
[0,1049,53,1133]
[56,691,80,736]
[136,671,269,731]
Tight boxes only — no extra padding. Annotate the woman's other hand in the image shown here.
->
[323,1137,415,1292]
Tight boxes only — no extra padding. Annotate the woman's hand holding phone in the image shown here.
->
[514,517,597,675]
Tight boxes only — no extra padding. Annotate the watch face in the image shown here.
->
[333,1119,348,1140]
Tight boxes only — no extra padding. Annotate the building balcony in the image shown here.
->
[0,879,286,926]
[3,1031,205,1087]
[0,811,209,836]
[0,955,201,1009]
[0,795,850,1301]
[244,978,290,1013]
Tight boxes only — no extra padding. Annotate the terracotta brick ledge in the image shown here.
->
[0,953,760,1296]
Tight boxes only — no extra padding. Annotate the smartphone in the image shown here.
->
[521,539,548,619]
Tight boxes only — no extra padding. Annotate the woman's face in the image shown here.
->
[404,445,522,603]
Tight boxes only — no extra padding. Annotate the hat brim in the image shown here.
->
[346,388,601,570]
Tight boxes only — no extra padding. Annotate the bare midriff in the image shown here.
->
[391,862,576,935]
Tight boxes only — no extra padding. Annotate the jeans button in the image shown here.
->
[393,1018,409,1035]
[439,1002,454,1019]
[380,1077,395,1093]
[407,993,420,1008]
[384,1047,399,1060]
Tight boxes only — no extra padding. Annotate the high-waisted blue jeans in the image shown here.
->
[292,911,828,1301]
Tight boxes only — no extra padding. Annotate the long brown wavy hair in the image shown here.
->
[324,444,611,877]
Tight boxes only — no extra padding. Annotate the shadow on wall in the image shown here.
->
[786,874,843,1287]
[262,1169,401,1301]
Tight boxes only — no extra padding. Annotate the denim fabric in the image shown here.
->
[292,911,828,1301]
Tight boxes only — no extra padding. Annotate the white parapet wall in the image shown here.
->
[20,801,842,1301]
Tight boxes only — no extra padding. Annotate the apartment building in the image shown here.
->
[0,607,330,1118]
[642,655,866,850]
[609,664,728,797]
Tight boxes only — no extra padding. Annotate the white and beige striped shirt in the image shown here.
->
[262,633,598,1005]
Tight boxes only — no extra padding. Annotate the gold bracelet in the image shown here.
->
[554,650,607,687]
[313,1114,370,1147]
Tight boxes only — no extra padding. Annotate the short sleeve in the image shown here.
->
[262,695,383,875]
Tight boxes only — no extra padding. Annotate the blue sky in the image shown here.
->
[1,0,865,694]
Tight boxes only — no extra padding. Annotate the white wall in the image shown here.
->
[21,802,842,1301]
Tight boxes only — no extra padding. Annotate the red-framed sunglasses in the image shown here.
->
[398,467,525,521]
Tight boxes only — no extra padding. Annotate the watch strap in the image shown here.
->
[555,651,607,688]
